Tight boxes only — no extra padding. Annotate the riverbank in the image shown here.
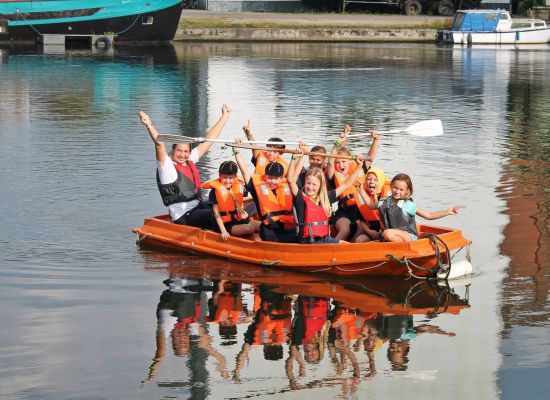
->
[175,10,450,42]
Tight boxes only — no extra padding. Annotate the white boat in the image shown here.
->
[436,9,550,45]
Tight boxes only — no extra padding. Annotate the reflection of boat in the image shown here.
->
[436,10,550,45]
[0,0,183,43]
[142,253,471,316]
[134,215,472,278]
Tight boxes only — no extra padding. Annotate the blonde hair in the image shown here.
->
[336,147,352,157]
[304,167,332,217]
[305,320,330,364]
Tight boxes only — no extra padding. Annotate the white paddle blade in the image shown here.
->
[404,119,443,137]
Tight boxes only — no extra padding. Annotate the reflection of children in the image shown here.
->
[377,315,456,371]
[202,161,260,241]
[141,276,229,387]
[205,280,252,344]
[358,173,459,242]
[233,286,293,382]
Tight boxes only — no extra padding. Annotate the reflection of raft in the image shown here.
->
[143,254,471,316]
[134,215,472,278]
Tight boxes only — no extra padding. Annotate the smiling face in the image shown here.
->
[265,175,282,190]
[303,174,321,197]
[219,173,237,189]
[390,180,411,200]
[171,143,191,165]
[264,149,281,162]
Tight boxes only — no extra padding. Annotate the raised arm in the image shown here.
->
[196,104,231,158]
[366,130,380,161]
[242,120,260,161]
[287,143,308,197]
[139,111,166,164]
[326,124,351,180]
[233,139,252,185]
[416,206,459,220]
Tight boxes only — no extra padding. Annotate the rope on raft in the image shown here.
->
[307,261,388,274]
[386,235,461,280]
[262,259,283,266]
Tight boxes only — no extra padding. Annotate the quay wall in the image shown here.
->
[174,27,438,42]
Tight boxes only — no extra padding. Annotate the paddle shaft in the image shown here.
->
[157,134,316,146]
[229,143,355,160]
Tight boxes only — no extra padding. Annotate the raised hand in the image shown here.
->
[448,206,459,215]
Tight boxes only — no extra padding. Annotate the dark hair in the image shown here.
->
[219,160,238,175]
[264,344,284,360]
[172,143,191,151]
[265,162,284,177]
[311,145,326,153]
[391,173,413,196]
[266,137,285,150]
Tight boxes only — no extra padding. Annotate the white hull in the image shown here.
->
[438,28,550,45]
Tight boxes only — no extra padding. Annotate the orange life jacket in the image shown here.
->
[333,161,365,208]
[356,180,390,223]
[253,300,292,345]
[332,308,361,341]
[202,178,245,223]
[300,195,330,241]
[252,174,296,229]
[205,292,243,325]
[254,152,289,177]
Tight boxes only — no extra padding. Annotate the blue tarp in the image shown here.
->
[454,12,501,32]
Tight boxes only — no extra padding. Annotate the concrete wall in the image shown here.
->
[207,0,306,12]
[175,27,438,42]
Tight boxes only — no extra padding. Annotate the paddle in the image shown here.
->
[156,134,316,147]
[346,119,444,138]
[228,143,356,160]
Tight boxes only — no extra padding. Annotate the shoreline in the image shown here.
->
[174,10,449,42]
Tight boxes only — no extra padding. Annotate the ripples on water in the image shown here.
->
[1,42,549,399]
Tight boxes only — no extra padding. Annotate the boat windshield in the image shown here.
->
[451,13,465,30]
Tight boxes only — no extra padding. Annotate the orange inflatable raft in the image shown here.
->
[134,214,472,278]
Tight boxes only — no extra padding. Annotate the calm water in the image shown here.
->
[0,42,549,399]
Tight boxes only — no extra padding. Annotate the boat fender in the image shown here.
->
[467,33,472,47]
[438,275,472,289]
[437,259,473,280]
[94,36,111,50]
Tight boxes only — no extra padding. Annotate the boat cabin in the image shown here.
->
[451,10,513,32]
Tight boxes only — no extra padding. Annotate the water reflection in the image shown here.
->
[140,253,470,397]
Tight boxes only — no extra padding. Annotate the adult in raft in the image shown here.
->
[139,105,231,227]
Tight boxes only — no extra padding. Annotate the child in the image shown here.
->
[358,173,459,242]
[233,143,297,243]
[202,161,261,241]
[296,145,327,189]
[242,120,289,176]
[354,167,390,242]
[287,145,365,244]
[326,128,380,241]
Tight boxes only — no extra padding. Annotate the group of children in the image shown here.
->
[203,122,459,244]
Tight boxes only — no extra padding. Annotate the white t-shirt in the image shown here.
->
[157,148,200,221]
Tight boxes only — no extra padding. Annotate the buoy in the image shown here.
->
[437,259,473,280]
[94,36,111,50]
